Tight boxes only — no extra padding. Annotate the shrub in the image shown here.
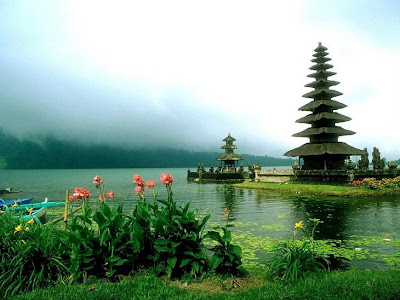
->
[136,174,210,279]
[0,212,67,298]
[267,219,329,281]
[59,202,143,283]
[205,207,242,276]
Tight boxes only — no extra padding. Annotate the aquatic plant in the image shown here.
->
[267,218,329,281]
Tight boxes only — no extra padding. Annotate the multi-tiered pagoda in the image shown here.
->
[285,43,364,170]
[187,133,246,181]
[217,133,244,170]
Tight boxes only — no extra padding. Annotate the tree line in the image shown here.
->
[0,129,296,169]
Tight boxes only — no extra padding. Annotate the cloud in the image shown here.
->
[0,0,399,159]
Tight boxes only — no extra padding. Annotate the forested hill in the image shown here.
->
[0,129,296,169]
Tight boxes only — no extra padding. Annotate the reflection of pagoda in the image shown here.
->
[284,43,364,170]
[217,133,244,170]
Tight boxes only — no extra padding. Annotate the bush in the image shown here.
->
[0,212,67,298]
[267,219,329,281]
[205,207,242,276]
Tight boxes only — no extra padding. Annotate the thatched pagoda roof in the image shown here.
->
[310,63,333,71]
[302,88,343,99]
[314,43,328,52]
[296,112,351,124]
[307,70,337,79]
[221,144,238,150]
[305,79,339,89]
[293,126,355,137]
[223,133,236,142]
[311,56,331,63]
[284,142,365,157]
[299,99,346,111]
[217,153,243,161]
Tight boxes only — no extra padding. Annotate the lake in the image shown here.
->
[1,168,399,269]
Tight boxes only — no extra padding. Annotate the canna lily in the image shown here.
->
[160,173,174,185]
[15,224,23,232]
[294,221,303,229]
[107,190,115,199]
[12,202,19,208]
[146,180,155,189]
[27,218,35,225]
[26,207,34,214]
[134,186,142,195]
[133,174,145,185]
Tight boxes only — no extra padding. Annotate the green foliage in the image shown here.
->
[267,219,329,281]
[205,208,243,276]
[0,213,67,298]
[150,185,210,278]
[59,202,143,283]
[60,179,215,282]
[206,226,243,276]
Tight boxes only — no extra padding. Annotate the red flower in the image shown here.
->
[160,173,174,185]
[146,180,155,189]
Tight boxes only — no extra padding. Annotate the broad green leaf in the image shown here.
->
[180,258,192,267]
[167,256,177,268]
[222,230,232,243]
[206,231,222,242]
[211,255,224,269]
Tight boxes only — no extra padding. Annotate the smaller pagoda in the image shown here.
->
[187,133,246,181]
[217,133,244,171]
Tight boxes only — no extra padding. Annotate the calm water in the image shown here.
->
[1,168,399,268]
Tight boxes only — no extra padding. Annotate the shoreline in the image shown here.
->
[234,181,400,197]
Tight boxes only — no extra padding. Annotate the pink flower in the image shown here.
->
[146,180,155,189]
[133,174,143,184]
[69,187,91,202]
[134,186,142,195]
[93,175,101,184]
[93,175,104,188]
[160,173,174,185]
[107,190,115,199]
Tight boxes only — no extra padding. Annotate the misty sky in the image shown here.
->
[1,1,400,159]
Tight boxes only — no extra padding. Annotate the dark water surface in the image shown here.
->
[1,168,399,268]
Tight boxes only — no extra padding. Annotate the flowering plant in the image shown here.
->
[268,218,329,281]
[69,188,91,202]
[93,175,114,202]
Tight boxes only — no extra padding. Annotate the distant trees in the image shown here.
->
[0,128,296,169]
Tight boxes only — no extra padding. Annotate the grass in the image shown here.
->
[234,181,400,197]
[9,268,400,300]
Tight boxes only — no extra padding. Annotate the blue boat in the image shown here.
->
[0,196,34,208]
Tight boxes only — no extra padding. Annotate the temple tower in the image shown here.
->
[284,43,364,170]
[217,133,243,170]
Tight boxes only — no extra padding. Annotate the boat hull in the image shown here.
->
[0,196,34,207]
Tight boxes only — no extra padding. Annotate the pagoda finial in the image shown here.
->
[318,41,322,46]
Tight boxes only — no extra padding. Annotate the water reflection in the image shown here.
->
[291,196,352,240]
[214,184,242,221]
